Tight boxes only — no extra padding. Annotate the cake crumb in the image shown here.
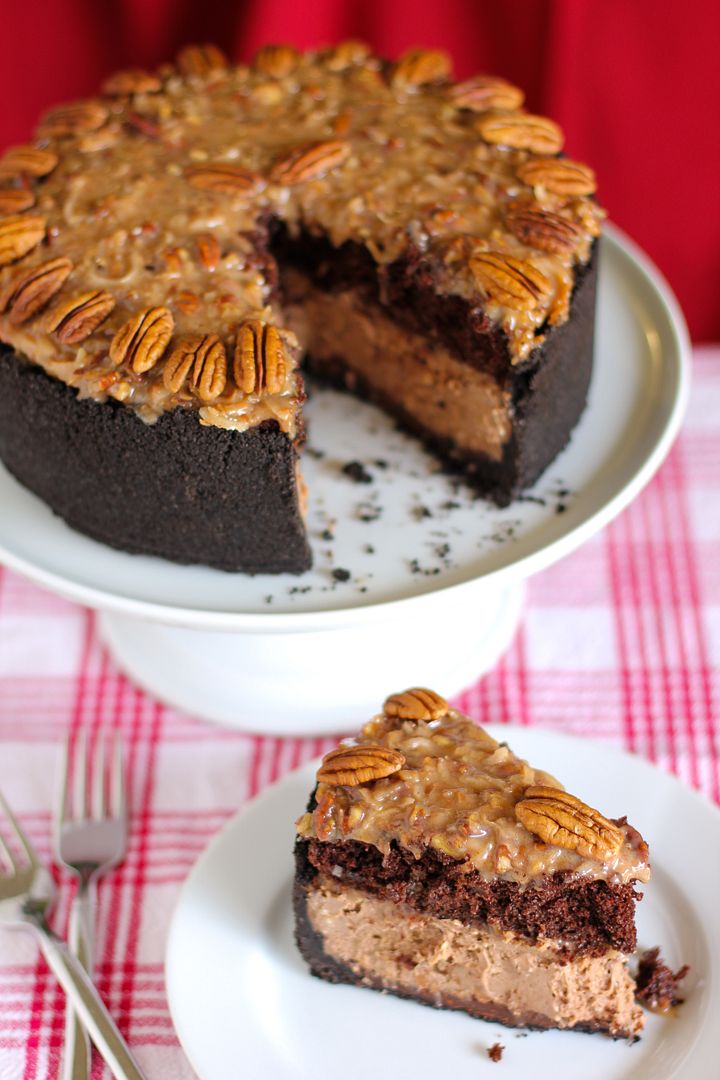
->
[342,460,373,484]
[635,947,689,1012]
[487,1043,504,1062]
[411,504,433,521]
[356,502,382,522]
[332,567,351,583]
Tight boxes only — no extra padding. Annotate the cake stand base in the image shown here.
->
[98,580,524,734]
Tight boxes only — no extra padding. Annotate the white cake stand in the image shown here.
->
[0,226,689,733]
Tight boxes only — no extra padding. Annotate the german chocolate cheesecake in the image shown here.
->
[294,689,651,1038]
[0,43,603,572]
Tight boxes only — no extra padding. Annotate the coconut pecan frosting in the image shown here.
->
[297,689,650,887]
[0,42,604,434]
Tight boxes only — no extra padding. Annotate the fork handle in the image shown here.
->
[62,884,95,1080]
[34,923,148,1080]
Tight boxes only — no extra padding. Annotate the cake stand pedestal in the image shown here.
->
[98,579,524,733]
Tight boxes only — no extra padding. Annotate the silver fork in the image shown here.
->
[54,731,128,1080]
[0,787,147,1079]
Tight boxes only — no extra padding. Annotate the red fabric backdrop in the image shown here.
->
[1,0,718,340]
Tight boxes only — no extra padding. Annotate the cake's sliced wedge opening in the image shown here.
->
[298,875,644,1038]
[283,268,513,462]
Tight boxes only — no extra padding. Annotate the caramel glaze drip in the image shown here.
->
[297,710,650,888]
[0,45,604,434]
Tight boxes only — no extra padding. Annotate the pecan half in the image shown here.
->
[253,44,300,77]
[126,112,162,139]
[196,233,221,271]
[101,69,162,96]
[163,334,227,401]
[233,320,286,395]
[175,290,201,315]
[0,256,73,325]
[476,112,564,155]
[515,785,624,861]
[77,123,122,153]
[190,335,227,401]
[0,189,36,215]
[383,688,449,722]
[0,214,46,268]
[505,207,583,254]
[317,744,406,786]
[324,40,372,71]
[109,306,174,373]
[469,252,551,310]
[46,290,115,344]
[448,75,524,112]
[39,100,109,137]
[163,338,196,391]
[391,49,452,88]
[176,43,228,77]
[269,140,351,185]
[184,163,262,196]
[517,157,597,196]
[0,146,58,180]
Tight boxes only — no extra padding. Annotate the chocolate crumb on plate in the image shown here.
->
[635,948,689,1012]
[331,567,351,582]
[356,502,382,522]
[488,1043,504,1062]
[411,505,433,521]
[342,460,374,484]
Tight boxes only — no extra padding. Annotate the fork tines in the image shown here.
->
[59,731,125,825]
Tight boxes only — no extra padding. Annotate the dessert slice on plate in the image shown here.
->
[294,690,651,1038]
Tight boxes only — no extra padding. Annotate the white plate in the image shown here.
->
[0,225,689,631]
[166,728,719,1080]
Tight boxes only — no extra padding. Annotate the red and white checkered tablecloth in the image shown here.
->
[0,345,718,1079]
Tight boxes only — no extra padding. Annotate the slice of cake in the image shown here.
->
[294,689,651,1037]
[0,43,604,572]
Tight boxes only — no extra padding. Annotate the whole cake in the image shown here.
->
[0,43,603,572]
[294,689,651,1037]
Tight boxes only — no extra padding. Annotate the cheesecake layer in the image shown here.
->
[296,875,644,1038]
[283,272,512,461]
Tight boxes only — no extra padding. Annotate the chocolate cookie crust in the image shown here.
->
[0,347,310,572]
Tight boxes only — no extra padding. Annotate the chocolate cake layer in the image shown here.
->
[0,348,311,573]
[297,835,639,958]
[294,876,643,1038]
